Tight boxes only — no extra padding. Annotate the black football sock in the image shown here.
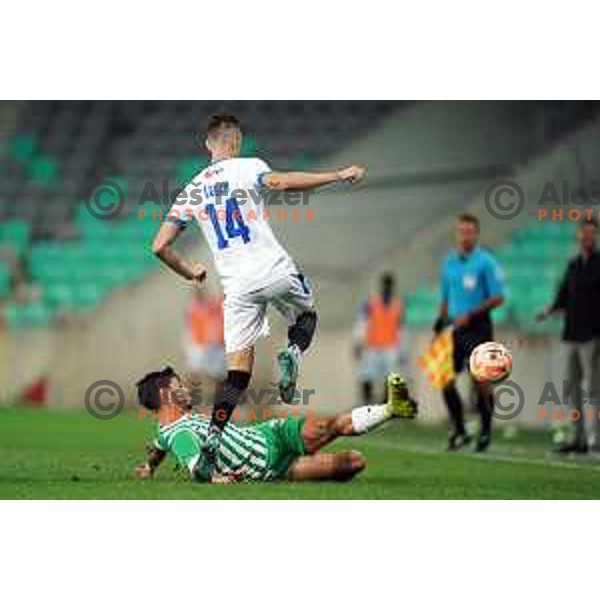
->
[443,383,466,435]
[361,381,373,405]
[208,370,251,437]
[477,387,493,438]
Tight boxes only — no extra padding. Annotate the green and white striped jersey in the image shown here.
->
[154,413,278,482]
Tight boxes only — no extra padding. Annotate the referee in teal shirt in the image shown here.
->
[434,213,505,452]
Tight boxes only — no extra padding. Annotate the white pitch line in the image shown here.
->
[359,437,600,473]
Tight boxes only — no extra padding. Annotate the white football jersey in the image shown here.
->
[168,157,296,294]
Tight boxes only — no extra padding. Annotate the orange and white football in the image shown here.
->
[469,342,512,384]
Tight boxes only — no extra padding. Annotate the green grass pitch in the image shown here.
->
[2,407,600,499]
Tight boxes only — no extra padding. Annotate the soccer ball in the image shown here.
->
[469,342,512,384]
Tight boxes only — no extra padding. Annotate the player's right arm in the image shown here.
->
[134,443,168,480]
[262,165,365,191]
[152,221,207,284]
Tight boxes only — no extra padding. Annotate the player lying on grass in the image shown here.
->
[134,367,417,483]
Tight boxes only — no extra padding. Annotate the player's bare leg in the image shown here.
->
[286,451,366,482]
[195,346,254,481]
[227,346,255,373]
[286,373,417,482]
[303,373,417,452]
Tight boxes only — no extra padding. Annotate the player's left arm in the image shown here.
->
[454,258,505,327]
[261,165,365,191]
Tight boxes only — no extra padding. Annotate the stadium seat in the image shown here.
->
[241,134,258,157]
[0,263,11,299]
[175,157,209,184]
[29,157,60,185]
[8,133,38,163]
[493,303,509,325]
[72,284,107,312]
[3,300,53,329]
[405,288,439,328]
[0,219,31,258]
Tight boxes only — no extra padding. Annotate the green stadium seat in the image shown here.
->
[4,301,53,329]
[406,304,436,327]
[493,303,509,325]
[241,134,258,157]
[513,222,576,242]
[511,239,570,262]
[0,263,11,299]
[43,284,76,309]
[32,262,72,284]
[512,301,561,334]
[8,134,38,163]
[175,158,208,184]
[74,204,112,234]
[29,156,60,185]
[112,221,153,242]
[87,176,128,199]
[405,288,439,328]
[72,284,107,312]
[0,219,31,258]
[291,155,313,170]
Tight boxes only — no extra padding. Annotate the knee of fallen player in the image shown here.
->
[333,450,366,481]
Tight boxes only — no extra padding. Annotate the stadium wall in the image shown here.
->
[319,100,549,178]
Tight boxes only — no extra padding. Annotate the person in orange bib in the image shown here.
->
[353,273,404,404]
[185,288,226,382]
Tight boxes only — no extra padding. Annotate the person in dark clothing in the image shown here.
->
[434,214,505,452]
[537,218,600,453]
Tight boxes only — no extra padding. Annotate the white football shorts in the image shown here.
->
[224,273,314,354]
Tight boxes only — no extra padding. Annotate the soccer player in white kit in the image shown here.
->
[152,114,365,480]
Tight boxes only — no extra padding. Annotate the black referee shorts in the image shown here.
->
[452,320,493,374]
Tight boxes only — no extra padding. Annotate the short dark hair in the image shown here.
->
[136,366,178,411]
[457,212,480,230]
[205,113,241,137]
[580,217,599,229]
